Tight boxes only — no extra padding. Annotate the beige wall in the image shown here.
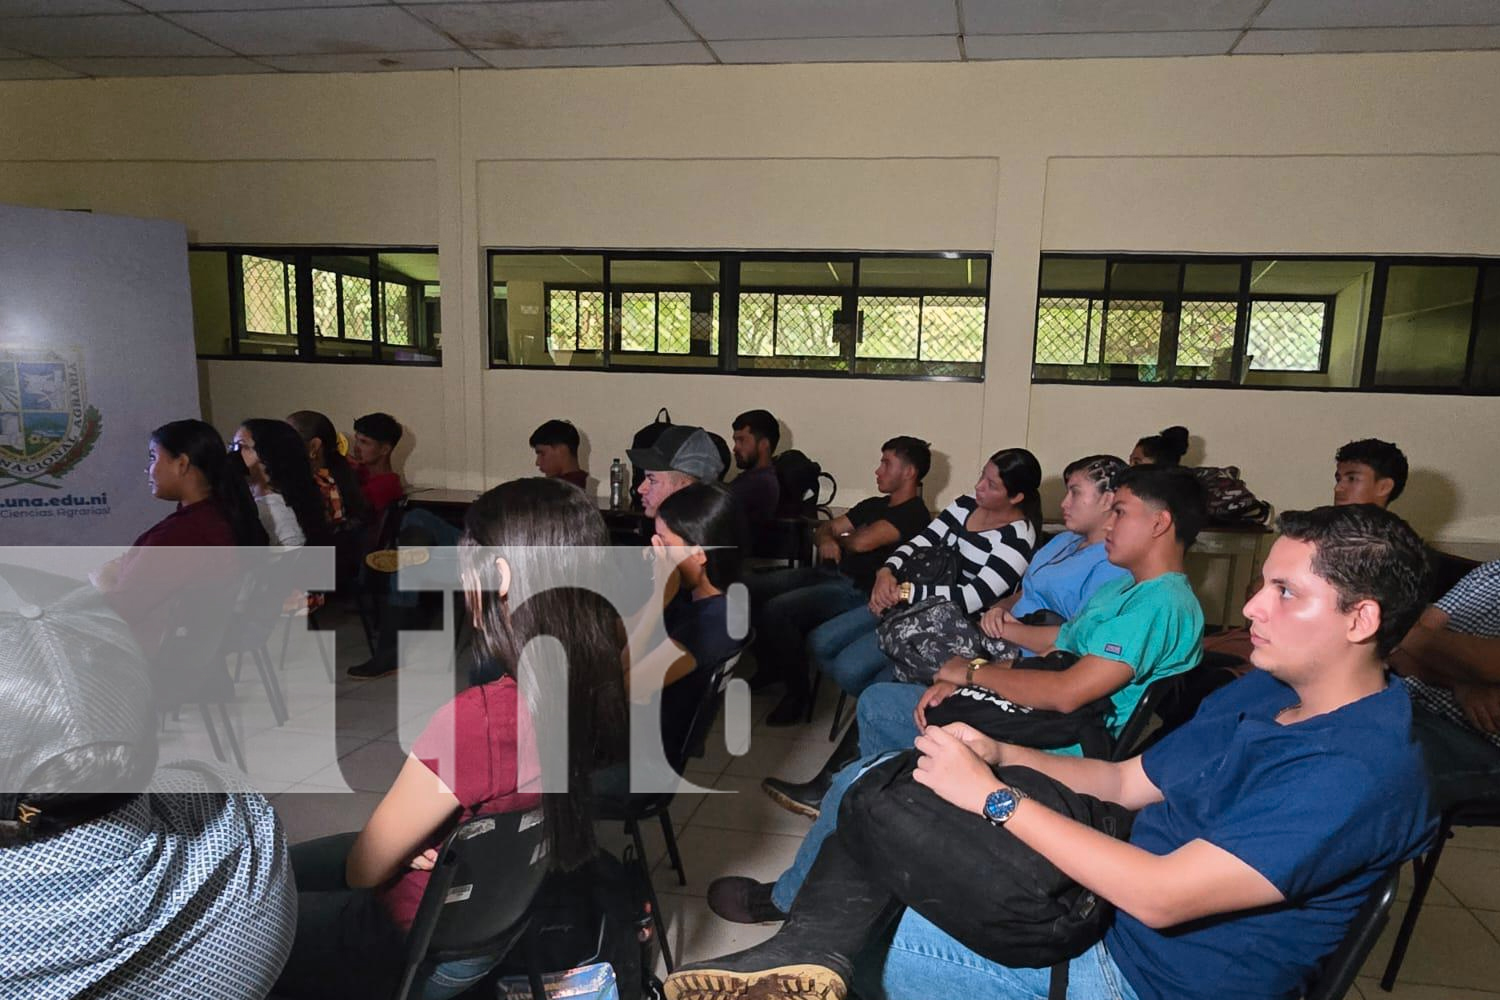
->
[1,53,1498,546]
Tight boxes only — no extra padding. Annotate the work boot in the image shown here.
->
[706,877,786,925]
[348,600,433,679]
[761,723,861,819]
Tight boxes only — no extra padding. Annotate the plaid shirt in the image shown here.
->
[1404,560,1500,749]
[315,468,346,527]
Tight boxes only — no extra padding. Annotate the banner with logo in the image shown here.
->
[0,204,200,545]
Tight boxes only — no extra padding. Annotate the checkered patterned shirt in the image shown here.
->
[0,762,295,1000]
[1404,560,1500,749]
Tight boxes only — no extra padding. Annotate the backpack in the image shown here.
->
[772,449,837,516]
[490,848,662,1000]
[1190,465,1271,525]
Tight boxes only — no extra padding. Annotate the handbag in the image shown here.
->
[838,753,1134,969]
[894,540,960,589]
[876,596,1023,685]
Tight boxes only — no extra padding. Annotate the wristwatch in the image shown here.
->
[966,657,986,687]
[898,582,914,603]
[983,786,1028,826]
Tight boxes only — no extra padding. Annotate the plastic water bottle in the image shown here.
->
[609,458,627,510]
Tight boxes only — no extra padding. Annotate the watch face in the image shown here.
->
[984,788,1017,824]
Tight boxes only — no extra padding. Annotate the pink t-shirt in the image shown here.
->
[378,677,541,930]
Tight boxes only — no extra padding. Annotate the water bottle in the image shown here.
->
[609,458,627,510]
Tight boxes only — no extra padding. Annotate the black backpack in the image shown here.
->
[772,449,837,516]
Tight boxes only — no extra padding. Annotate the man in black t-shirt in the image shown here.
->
[746,436,932,726]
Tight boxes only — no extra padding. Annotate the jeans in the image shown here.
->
[749,567,867,699]
[809,604,896,696]
[856,914,1140,1000]
[1411,704,1500,810]
[387,509,464,610]
[856,681,926,757]
[772,752,899,912]
[275,833,500,1000]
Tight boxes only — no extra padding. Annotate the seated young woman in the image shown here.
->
[286,409,370,530]
[233,418,330,549]
[272,477,628,1000]
[93,418,268,660]
[1129,424,1189,467]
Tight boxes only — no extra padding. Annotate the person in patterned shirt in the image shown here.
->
[1390,559,1500,808]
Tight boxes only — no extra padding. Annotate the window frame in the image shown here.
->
[191,244,441,367]
[487,248,991,382]
[1032,252,1500,396]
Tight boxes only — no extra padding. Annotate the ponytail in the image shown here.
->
[149,419,268,548]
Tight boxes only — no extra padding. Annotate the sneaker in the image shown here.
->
[347,656,397,680]
[706,877,786,925]
[664,947,847,1000]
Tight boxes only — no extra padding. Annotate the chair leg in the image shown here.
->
[1381,820,1453,990]
[199,703,227,764]
[254,645,290,725]
[233,649,244,682]
[277,613,293,670]
[627,819,674,972]
[807,670,822,724]
[828,691,848,742]
[217,702,247,772]
[659,809,686,887]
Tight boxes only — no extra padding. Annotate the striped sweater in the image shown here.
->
[882,495,1036,615]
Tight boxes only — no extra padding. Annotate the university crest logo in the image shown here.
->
[0,344,103,490]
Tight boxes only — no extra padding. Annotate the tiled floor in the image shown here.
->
[223,607,1500,998]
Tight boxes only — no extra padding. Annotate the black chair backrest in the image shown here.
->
[1109,672,1182,762]
[394,808,551,1000]
[222,548,314,652]
[1304,864,1401,1000]
[672,645,746,773]
[152,572,243,707]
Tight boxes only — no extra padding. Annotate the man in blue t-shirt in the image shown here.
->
[662,503,1437,1000]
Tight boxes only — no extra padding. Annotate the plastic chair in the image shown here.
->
[393,809,550,1000]
[1107,671,1183,762]
[1305,864,1402,1000]
[356,496,410,655]
[1379,795,1500,990]
[153,579,246,771]
[222,551,300,725]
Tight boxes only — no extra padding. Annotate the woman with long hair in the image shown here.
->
[286,409,369,526]
[93,419,268,658]
[274,477,628,1000]
[233,418,329,548]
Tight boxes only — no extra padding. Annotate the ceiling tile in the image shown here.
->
[965,0,1264,34]
[52,55,275,76]
[165,7,456,55]
[713,35,960,64]
[1256,0,1500,30]
[474,41,713,68]
[134,0,387,10]
[1236,25,1500,54]
[0,15,230,58]
[259,49,489,71]
[409,1,695,49]
[0,0,134,14]
[0,58,81,78]
[672,0,956,41]
[968,30,1239,59]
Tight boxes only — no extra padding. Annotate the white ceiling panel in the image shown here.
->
[0,15,231,58]
[134,0,389,11]
[713,35,961,64]
[1237,25,1500,54]
[965,0,1264,34]
[166,7,456,55]
[1257,0,1500,30]
[0,58,81,78]
[259,49,488,71]
[0,0,134,14]
[53,55,275,76]
[672,0,957,41]
[410,1,695,49]
[968,30,1239,59]
[475,41,714,68]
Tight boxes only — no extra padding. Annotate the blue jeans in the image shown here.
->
[772,752,898,912]
[857,681,926,756]
[856,914,1140,1000]
[1411,704,1500,810]
[388,509,464,609]
[809,604,896,696]
[750,568,867,699]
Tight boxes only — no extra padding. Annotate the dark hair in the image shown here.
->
[882,435,932,483]
[353,412,403,447]
[150,419,268,547]
[731,409,780,452]
[241,418,330,546]
[1276,505,1430,658]
[1115,466,1208,549]
[529,419,581,455]
[656,482,747,592]
[1335,438,1409,503]
[287,409,370,522]
[460,478,627,872]
[0,745,154,847]
[986,447,1044,539]
[1064,454,1128,493]
[1135,425,1190,466]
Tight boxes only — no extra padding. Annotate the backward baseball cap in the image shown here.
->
[628,425,725,482]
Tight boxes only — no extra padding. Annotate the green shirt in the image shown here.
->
[1054,571,1204,739]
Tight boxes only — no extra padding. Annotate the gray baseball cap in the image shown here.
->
[628,425,724,482]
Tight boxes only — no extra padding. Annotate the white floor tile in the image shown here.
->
[1361,901,1500,991]
[655,894,779,973]
[691,774,819,838]
[653,827,803,898]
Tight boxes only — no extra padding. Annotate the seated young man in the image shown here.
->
[630,425,725,517]
[711,465,1205,923]
[729,408,782,526]
[530,418,588,490]
[1390,559,1500,809]
[349,411,404,519]
[745,436,932,726]
[667,503,1437,1000]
